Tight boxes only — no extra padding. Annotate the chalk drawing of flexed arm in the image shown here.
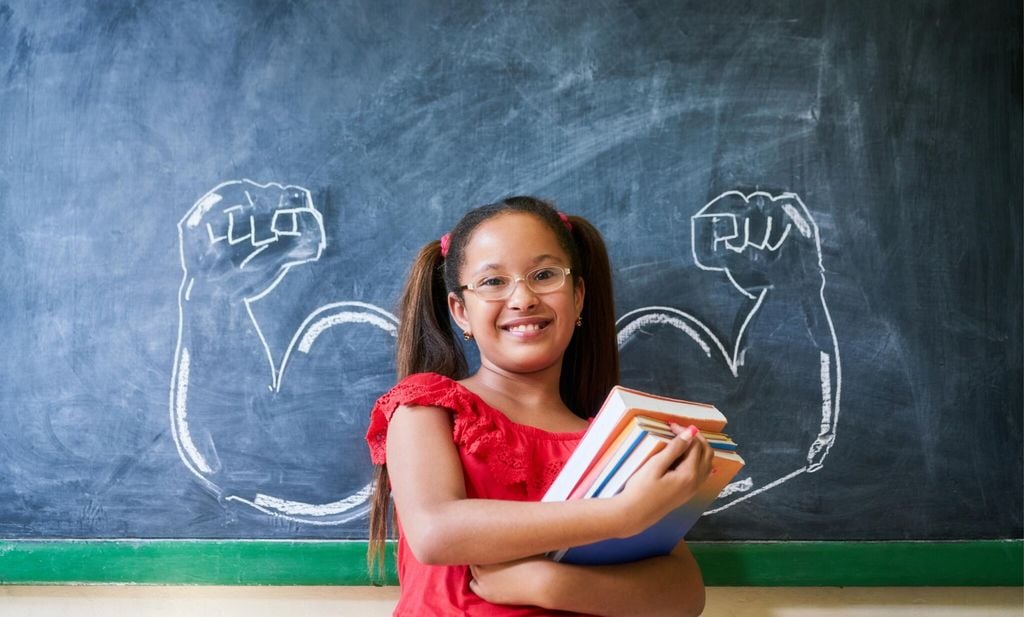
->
[690,191,841,470]
[170,180,397,525]
[617,191,841,511]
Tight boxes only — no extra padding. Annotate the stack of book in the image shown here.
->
[542,385,745,565]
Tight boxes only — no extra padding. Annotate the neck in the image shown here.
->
[463,361,588,432]
[468,362,564,409]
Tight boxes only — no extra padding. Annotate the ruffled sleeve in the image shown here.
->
[365,372,478,465]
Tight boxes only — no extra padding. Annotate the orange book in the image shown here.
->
[568,416,677,499]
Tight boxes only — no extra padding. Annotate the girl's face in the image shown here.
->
[448,212,584,377]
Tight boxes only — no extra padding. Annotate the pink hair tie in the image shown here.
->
[439,233,451,258]
[558,211,572,231]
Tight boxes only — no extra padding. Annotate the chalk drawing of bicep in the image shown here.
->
[617,190,842,514]
[170,179,398,525]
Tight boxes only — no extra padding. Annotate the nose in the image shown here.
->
[505,275,538,309]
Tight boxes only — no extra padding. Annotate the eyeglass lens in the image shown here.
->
[472,266,567,299]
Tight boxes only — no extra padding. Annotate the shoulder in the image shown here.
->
[366,373,479,465]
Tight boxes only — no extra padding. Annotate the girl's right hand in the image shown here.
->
[614,425,715,537]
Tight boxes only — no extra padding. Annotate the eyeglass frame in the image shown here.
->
[457,265,573,301]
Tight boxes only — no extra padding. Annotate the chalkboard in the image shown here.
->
[0,0,1020,556]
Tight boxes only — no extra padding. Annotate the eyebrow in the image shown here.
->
[470,254,563,276]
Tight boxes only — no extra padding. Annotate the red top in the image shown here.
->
[366,372,594,616]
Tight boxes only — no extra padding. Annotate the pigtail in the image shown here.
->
[561,215,620,419]
[395,240,467,379]
[368,465,391,583]
[369,239,468,583]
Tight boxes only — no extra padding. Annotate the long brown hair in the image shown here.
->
[367,196,619,579]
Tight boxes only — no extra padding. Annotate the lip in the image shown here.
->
[499,317,553,336]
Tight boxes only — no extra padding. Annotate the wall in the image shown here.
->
[1,0,1020,587]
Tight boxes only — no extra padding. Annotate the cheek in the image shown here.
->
[559,298,581,330]
[465,303,500,327]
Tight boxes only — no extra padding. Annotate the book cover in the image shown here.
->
[569,417,676,500]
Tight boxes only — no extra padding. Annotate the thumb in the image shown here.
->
[266,208,326,267]
[468,575,483,597]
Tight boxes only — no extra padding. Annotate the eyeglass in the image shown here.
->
[459,266,572,301]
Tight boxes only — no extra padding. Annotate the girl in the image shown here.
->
[366,196,713,616]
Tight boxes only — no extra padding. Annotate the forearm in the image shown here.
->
[537,546,705,616]
[405,495,628,565]
[388,404,656,566]
[388,403,708,569]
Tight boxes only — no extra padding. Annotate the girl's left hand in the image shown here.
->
[469,556,554,606]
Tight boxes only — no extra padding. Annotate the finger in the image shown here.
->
[764,211,793,250]
[203,214,230,246]
[269,209,326,264]
[274,208,325,241]
[740,210,771,251]
[668,422,702,438]
[775,195,814,239]
[641,436,686,477]
[649,425,698,473]
[692,212,740,268]
[666,433,711,478]
[249,209,279,247]
[270,208,303,237]
[694,438,714,481]
[700,435,715,467]
[667,424,702,469]
[224,207,253,245]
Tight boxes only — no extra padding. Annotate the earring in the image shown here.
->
[463,331,474,341]
[576,316,583,327]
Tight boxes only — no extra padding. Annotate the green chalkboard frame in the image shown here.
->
[0,540,1019,586]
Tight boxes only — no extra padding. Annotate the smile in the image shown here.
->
[502,320,551,333]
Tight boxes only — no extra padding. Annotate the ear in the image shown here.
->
[574,277,585,316]
[448,292,471,332]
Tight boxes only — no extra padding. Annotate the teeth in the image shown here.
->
[507,323,544,332]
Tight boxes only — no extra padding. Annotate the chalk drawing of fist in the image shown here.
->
[179,179,326,300]
[691,191,826,298]
[618,191,841,515]
[170,180,397,526]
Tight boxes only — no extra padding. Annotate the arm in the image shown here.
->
[692,190,841,471]
[470,540,705,617]
[386,404,713,566]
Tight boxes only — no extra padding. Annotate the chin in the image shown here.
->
[494,353,564,375]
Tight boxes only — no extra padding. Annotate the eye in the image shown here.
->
[477,276,510,288]
[530,267,560,282]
